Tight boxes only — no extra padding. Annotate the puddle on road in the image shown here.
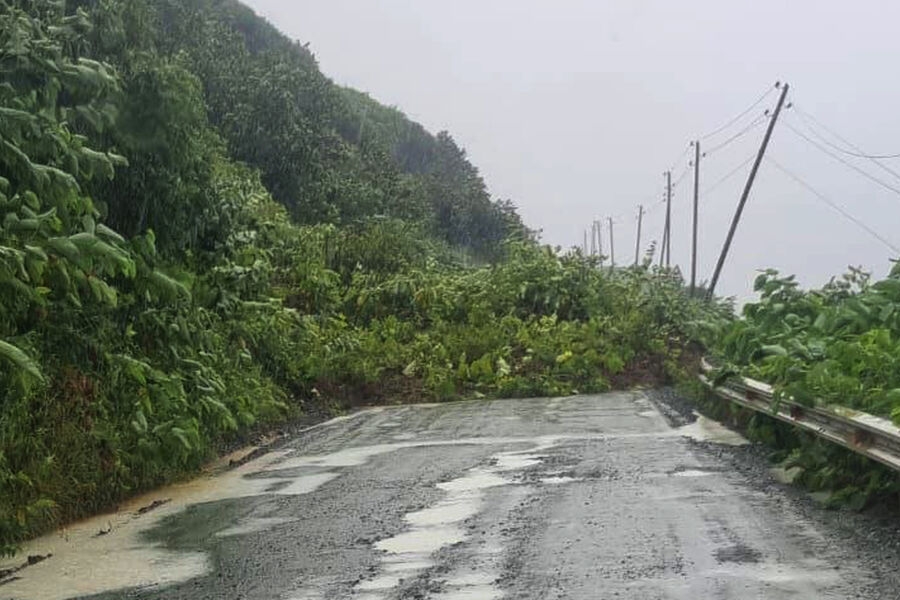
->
[1,428,570,600]
[670,469,717,478]
[705,558,843,589]
[214,517,295,538]
[362,465,507,597]
[432,576,504,600]
[355,443,560,600]
[0,445,354,600]
[0,446,340,600]
[539,475,584,485]
[0,395,752,600]
[677,413,748,446]
[406,498,482,528]
[493,453,544,471]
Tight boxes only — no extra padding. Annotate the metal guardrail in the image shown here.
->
[699,358,900,472]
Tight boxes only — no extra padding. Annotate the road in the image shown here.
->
[2,390,899,599]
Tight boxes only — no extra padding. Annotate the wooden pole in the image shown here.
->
[665,171,672,269]
[634,204,643,266]
[690,140,700,294]
[708,83,789,298]
[608,217,615,268]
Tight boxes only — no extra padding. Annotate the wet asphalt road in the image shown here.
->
[4,390,900,600]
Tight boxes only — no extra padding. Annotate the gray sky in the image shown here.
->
[243,0,900,301]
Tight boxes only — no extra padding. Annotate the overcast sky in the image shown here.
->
[242,0,900,301]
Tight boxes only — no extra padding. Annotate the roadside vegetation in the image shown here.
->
[701,266,900,510]
[0,0,720,555]
[3,0,898,558]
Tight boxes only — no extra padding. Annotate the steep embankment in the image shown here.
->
[0,0,715,555]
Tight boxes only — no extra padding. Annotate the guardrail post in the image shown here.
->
[851,429,872,449]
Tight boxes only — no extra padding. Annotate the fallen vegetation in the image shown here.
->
[4,0,896,558]
[0,0,719,555]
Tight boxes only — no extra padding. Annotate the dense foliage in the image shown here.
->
[0,0,714,555]
[4,0,897,560]
[707,266,900,508]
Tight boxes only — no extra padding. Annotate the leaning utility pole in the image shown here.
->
[608,217,615,268]
[634,204,643,266]
[663,171,672,268]
[707,82,790,299]
[690,140,700,294]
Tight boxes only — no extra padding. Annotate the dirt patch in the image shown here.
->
[714,543,762,564]
[315,371,431,408]
[610,342,702,391]
[136,499,171,515]
[645,386,699,427]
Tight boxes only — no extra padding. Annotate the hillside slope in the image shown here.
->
[0,0,711,555]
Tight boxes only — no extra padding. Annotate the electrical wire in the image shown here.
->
[699,152,756,203]
[699,85,776,141]
[667,143,692,173]
[588,86,772,249]
[766,156,900,254]
[789,106,900,185]
[643,196,668,216]
[702,114,767,157]
[783,121,900,200]
[671,163,692,189]
[793,105,900,159]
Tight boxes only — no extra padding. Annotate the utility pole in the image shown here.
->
[634,204,643,266]
[596,219,603,264]
[708,82,790,299]
[608,217,615,268]
[664,171,672,268]
[690,140,700,294]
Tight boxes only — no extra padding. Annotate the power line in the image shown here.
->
[671,163,692,189]
[766,156,900,254]
[789,106,900,186]
[644,196,668,216]
[702,113,768,157]
[783,120,900,199]
[793,105,900,160]
[700,152,756,202]
[668,143,692,173]
[699,84,776,141]
[638,86,773,227]
[579,85,792,258]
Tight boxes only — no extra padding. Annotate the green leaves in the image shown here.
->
[761,344,788,357]
[0,340,43,382]
[0,2,136,320]
[0,0,712,559]
[717,264,900,508]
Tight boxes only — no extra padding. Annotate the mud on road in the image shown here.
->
[2,389,899,599]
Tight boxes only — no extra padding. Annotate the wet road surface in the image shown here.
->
[2,390,898,599]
